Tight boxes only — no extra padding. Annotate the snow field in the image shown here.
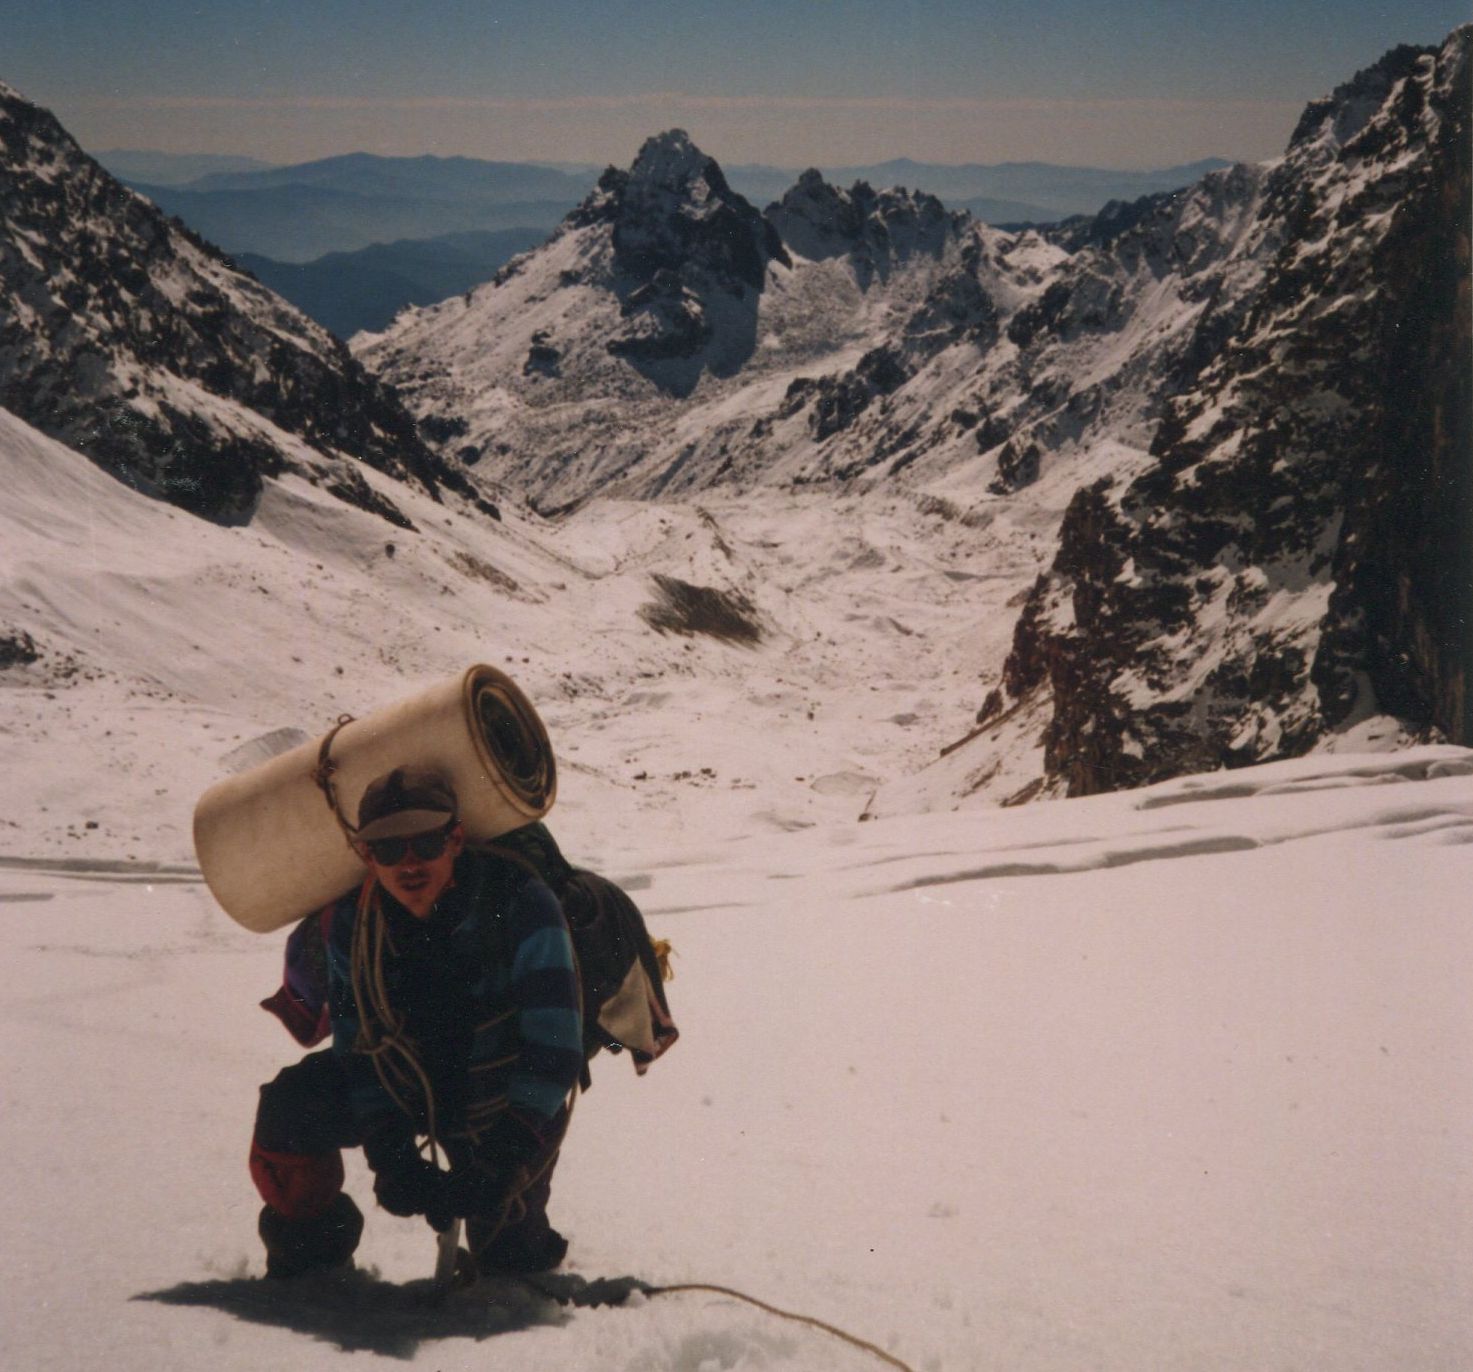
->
[2,750,1470,1370]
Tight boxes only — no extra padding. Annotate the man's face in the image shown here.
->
[360,823,465,918]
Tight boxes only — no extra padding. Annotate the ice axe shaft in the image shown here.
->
[435,1218,462,1286]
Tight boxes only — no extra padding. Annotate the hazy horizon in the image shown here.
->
[11,2,1469,171]
[86,143,1239,177]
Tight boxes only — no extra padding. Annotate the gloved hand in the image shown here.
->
[372,1154,452,1228]
[442,1164,512,1222]
[363,1125,449,1228]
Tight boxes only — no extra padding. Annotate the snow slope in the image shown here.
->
[1,738,1469,1371]
[2,401,1471,1369]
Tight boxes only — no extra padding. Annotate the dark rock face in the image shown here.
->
[1313,35,1473,747]
[988,439,1042,495]
[0,628,39,667]
[610,132,788,291]
[984,30,1472,790]
[582,130,790,392]
[782,346,912,441]
[523,331,562,377]
[0,81,454,523]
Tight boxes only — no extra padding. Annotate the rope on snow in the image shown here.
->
[643,1282,918,1372]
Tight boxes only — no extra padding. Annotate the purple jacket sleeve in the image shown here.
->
[259,908,333,1047]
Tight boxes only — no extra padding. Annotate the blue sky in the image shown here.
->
[10,1,1470,168]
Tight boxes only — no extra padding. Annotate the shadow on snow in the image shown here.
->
[133,1267,650,1359]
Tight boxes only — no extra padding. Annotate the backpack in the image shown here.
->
[477,824,678,1087]
[560,868,678,1082]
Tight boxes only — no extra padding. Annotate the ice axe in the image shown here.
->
[434,1217,462,1287]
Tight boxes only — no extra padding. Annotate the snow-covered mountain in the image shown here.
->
[0,81,485,527]
[359,28,1471,799]
[973,34,1472,798]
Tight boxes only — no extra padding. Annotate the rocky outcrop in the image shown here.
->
[980,29,1472,789]
[609,130,789,292]
[767,171,966,287]
[0,81,463,523]
[781,345,911,441]
[590,131,790,385]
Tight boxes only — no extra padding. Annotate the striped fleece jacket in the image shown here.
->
[323,849,583,1169]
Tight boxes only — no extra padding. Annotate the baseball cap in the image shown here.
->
[355,766,458,841]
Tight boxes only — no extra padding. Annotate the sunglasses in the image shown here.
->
[364,825,455,867]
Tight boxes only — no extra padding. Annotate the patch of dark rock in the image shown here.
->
[988,439,1042,494]
[975,687,1005,724]
[1048,191,1178,254]
[978,412,1014,450]
[1006,281,1073,349]
[857,346,909,395]
[524,331,562,378]
[0,630,40,668]
[903,271,1000,351]
[447,550,520,594]
[607,281,712,363]
[795,347,912,442]
[419,413,469,445]
[323,467,416,531]
[638,574,763,646]
[1001,778,1047,807]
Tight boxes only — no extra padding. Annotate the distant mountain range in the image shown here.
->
[237,228,549,338]
[121,177,589,263]
[101,149,1232,257]
[89,148,277,185]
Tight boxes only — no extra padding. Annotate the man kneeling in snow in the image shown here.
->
[248,765,583,1279]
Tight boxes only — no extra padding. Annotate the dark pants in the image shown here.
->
[250,1050,561,1257]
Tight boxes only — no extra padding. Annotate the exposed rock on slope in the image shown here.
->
[972,29,1471,796]
[0,81,467,524]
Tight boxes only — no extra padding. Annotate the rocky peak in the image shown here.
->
[625,128,731,204]
[1288,41,1435,154]
[594,128,788,293]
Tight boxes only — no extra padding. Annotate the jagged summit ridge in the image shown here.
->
[357,130,994,492]
[1288,38,1445,153]
[625,128,728,202]
[767,170,966,286]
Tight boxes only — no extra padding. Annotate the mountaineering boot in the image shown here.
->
[259,1192,364,1279]
[472,1218,568,1275]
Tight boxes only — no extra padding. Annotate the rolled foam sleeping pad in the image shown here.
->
[193,664,556,933]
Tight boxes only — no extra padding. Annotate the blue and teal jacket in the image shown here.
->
[264,847,583,1168]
